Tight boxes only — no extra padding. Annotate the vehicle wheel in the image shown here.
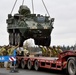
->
[15,33,18,45]
[67,57,76,75]
[27,59,32,70]
[9,33,11,45]
[34,60,39,71]
[21,59,26,69]
[17,33,23,46]
[9,33,15,45]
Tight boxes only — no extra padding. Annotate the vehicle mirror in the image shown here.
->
[8,14,12,18]
[51,18,54,22]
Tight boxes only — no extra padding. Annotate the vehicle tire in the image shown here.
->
[17,33,23,46]
[27,59,32,70]
[21,59,26,69]
[34,60,39,71]
[9,33,15,45]
[15,33,18,46]
[67,57,76,75]
[9,33,11,45]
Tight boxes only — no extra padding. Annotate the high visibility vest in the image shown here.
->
[52,49,58,56]
[41,47,46,52]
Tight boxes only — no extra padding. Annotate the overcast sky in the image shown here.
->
[0,0,76,46]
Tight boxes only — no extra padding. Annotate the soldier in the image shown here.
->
[39,46,46,56]
[0,47,3,67]
[4,45,8,55]
[0,46,7,68]
[0,46,3,56]
[9,44,19,55]
[23,46,29,56]
[7,46,12,55]
[6,44,19,69]
[57,46,63,55]
[46,47,50,57]
[47,47,53,57]
[1,46,7,56]
[52,46,58,57]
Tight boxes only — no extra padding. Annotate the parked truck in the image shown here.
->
[6,1,76,75]
[16,49,76,75]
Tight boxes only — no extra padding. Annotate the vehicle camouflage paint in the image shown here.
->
[6,5,54,46]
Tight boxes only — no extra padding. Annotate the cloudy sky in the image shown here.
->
[0,0,76,46]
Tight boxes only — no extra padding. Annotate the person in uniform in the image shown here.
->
[0,46,3,56]
[46,47,50,57]
[2,46,7,56]
[6,44,19,69]
[7,46,11,55]
[47,47,53,57]
[52,46,58,57]
[39,46,47,56]
[23,46,29,56]
[57,46,63,56]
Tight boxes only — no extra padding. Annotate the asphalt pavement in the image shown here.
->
[0,68,66,75]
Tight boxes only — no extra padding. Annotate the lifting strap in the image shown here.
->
[22,0,24,5]
[11,0,18,14]
[10,0,50,17]
[41,0,50,17]
[31,0,34,14]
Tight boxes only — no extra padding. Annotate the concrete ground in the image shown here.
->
[0,68,66,75]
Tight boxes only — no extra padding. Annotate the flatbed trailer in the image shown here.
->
[16,50,76,75]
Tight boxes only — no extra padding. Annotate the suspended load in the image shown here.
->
[6,0,54,46]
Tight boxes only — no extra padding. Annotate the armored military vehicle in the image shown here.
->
[6,5,54,46]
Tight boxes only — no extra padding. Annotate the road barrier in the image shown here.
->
[0,50,18,73]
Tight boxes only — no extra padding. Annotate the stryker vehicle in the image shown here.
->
[6,5,54,46]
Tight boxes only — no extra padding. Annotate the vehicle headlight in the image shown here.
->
[31,26,37,29]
